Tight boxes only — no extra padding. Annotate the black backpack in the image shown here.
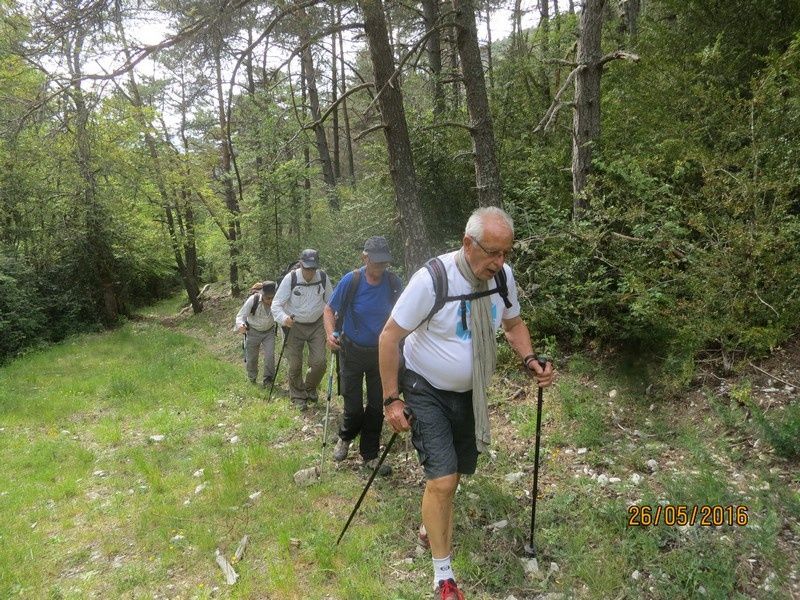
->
[287,263,328,293]
[418,257,512,332]
[334,268,403,333]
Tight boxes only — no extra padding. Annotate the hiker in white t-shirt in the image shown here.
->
[378,206,555,600]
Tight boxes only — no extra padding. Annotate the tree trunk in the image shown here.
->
[330,6,341,180]
[538,0,551,103]
[572,0,605,220]
[452,0,502,207]
[299,10,338,209]
[358,0,432,271]
[212,38,242,297]
[338,21,356,185]
[422,0,446,117]
[300,57,313,232]
[485,6,494,93]
[449,24,461,111]
[618,0,640,37]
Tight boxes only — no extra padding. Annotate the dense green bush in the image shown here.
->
[0,254,46,361]
[504,12,800,394]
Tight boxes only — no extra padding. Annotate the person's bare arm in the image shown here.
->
[502,315,554,387]
[322,305,341,350]
[378,317,412,432]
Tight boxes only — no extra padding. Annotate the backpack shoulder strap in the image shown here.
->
[387,271,403,304]
[494,266,512,309]
[290,270,298,290]
[335,269,361,332]
[249,294,260,316]
[319,270,327,290]
[421,257,448,327]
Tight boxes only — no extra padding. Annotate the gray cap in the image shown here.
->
[363,236,393,263]
[299,248,320,269]
[260,281,277,296]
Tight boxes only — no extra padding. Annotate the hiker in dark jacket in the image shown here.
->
[379,207,554,599]
[235,281,277,386]
[323,236,403,475]
[272,249,333,410]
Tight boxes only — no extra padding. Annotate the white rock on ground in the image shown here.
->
[609,389,618,399]
[193,469,204,478]
[597,474,609,485]
[646,459,658,472]
[631,570,641,580]
[520,557,540,576]
[149,435,165,442]
[505,472,526,483]
[630,473,643,485]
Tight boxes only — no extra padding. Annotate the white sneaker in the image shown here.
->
[333,437,351,462]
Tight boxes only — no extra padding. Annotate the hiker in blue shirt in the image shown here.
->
[323,236,403,475]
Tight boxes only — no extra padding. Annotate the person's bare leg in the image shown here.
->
[423,474,460,587]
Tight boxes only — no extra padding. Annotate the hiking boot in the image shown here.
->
[434,578,465,600]
[363,457,392,477]
[333,437,351,462]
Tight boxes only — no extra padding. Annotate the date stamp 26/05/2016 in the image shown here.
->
[627,504,749,527]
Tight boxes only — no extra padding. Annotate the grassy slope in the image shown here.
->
[0,290,797,599]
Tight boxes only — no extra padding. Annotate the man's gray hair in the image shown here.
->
[464,206,514,241]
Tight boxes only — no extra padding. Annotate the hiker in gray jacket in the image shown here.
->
[235,281,277,387]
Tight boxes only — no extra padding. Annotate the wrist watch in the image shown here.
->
[383,395,402,407]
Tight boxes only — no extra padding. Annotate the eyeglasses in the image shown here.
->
[469,236,513,260]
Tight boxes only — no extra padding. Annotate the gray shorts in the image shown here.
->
[401,369,478,479]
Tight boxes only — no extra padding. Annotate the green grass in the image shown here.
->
[0,300,796,598]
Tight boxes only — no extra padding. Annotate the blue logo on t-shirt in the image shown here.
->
[456,301,471,340]
[455,300,498,340]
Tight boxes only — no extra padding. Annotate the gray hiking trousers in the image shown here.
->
[284,317,326,402]
[245,326,276,384]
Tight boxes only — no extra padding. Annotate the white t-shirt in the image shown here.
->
[391,251,521,392]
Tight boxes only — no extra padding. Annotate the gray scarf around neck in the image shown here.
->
[454,248,497,452]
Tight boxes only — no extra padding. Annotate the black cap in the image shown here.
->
[299,248,320,269]
[363,236,393,263]
[260,281,277,296]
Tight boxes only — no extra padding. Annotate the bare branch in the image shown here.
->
[534,64,584,133]
[599,50,640,68]
[305,82,374,129]
[353,123,387,142]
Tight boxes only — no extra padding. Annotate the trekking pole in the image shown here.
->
[242,322,250,363]
[336,408,412,546]
[524,357,550,558]
[267,318,292,403]
[319,348,337,477]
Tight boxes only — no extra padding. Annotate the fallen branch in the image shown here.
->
[749,362,798,390]
[215,548,238,585]
[233,535,249,563]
